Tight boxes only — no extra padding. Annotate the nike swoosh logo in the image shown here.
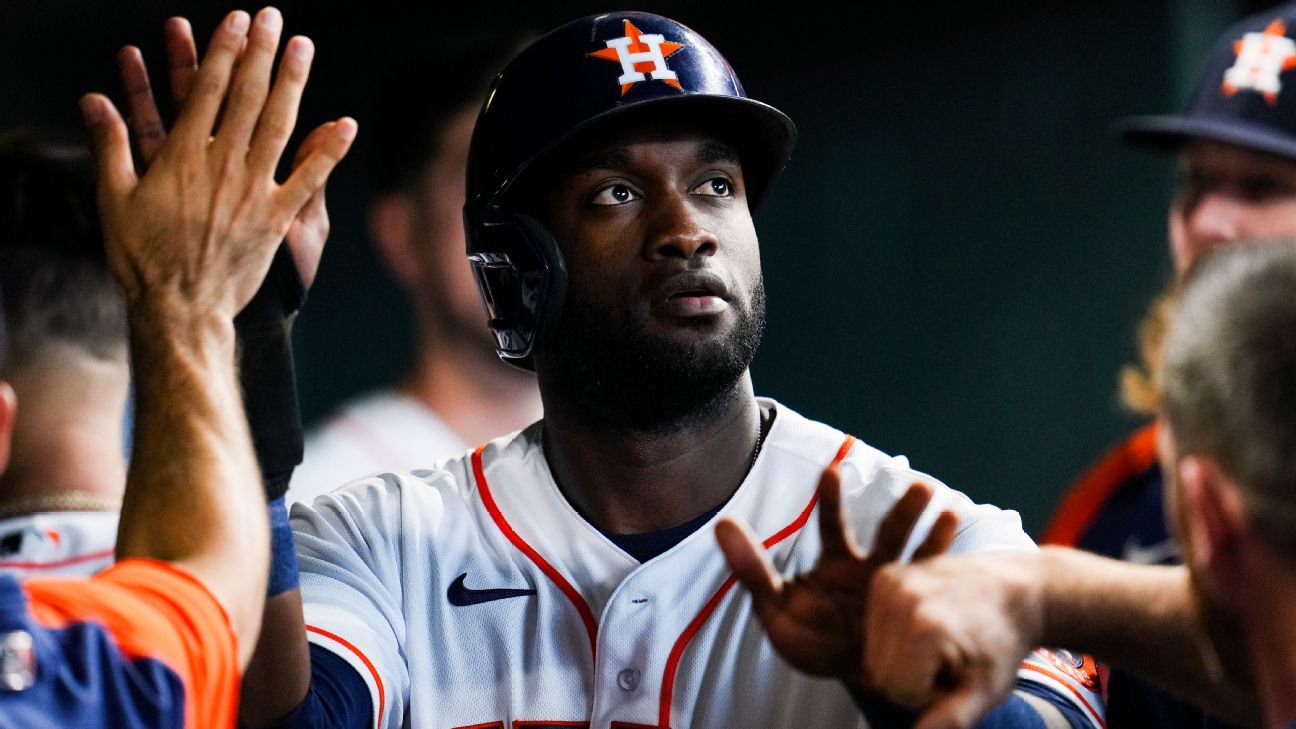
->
[1121,537,1180,565]
[446,572,537,606]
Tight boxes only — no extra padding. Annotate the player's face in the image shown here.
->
[533,118,765,422]
[1169,140,1296,274]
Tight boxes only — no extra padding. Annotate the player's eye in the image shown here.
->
[692,177,731,197]
[1238,174,1295,202]
[590,183,639,206]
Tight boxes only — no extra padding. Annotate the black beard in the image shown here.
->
[538,279,766,434]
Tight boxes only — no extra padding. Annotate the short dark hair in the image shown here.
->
[0,132,126,372]
[1162,241,1296,559]
[367,34,527,195]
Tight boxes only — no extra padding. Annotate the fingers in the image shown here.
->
[816,464,861,561]
[283,122,336,290]
[914,683,998,729]
[293,119,333,168]
[715,518,784,617]
[871,482,935,563]
[79,93,138,200]
[276,118,356,215]
[171,10,250,145]
[214,7,283,155]
[164,17,199,104]
[912,510,958,561]
[248,34,315,177]
[117,46,167,166]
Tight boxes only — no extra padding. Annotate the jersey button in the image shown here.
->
[617,667,640,691]
[1,630,35,692]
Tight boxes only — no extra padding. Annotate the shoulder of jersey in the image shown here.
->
[760,398,899,477]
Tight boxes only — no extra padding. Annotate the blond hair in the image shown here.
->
[1118,281,1180,416]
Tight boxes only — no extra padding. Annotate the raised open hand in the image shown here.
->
[81,8,355,318]
[715,466,958,688]
[115,16,334,291]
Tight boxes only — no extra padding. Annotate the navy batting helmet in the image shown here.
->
[463,11,796,368]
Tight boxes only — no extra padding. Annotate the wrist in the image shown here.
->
[128,298,236,351]
[1010,550,1048,649]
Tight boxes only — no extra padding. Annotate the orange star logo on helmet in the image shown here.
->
[1222,18,1296,105]
[588,19,685,97]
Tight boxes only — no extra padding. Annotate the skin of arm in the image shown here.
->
[80,6,354,668]
[865,546,1262,729]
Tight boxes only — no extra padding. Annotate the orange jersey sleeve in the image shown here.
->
[22,558,240,729]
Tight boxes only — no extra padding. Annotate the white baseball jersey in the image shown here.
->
[0,511,118,578]
[293,398,1103,728]
[287,389,468,505]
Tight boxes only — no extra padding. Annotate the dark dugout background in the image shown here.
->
[0,0,1276,535]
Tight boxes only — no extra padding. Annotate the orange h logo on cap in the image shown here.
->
[589,20,685,96]
[1223,18,1296,105]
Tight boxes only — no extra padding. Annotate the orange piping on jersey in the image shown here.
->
[451,723,503,729]
[24,559,238,729]
[1041,422,1160,547]
[514,722,590,727]
[307,624,386,724]
[472,445,600,662]
[0,547,114,571]
[656,435,857,728]
[1019,663,1107,729]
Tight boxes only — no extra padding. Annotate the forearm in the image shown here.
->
[115,304,269,663]
[241,589,313,726]
[1037,547,1260,726]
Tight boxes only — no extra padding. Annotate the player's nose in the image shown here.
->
[1182,191,1248,252]
[643,192,718,261]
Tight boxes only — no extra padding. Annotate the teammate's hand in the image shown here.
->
[83,7,354,320]
[865,552,1045,729]
[113,12,334,293]
[715,467,958,690]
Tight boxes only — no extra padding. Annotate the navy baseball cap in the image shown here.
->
[1118,2,1296,159]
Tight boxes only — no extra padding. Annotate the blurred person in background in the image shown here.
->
[1043,4,1296,725]
[860,242,1296,729]
[0,132,128,578]
[287,37,541,503]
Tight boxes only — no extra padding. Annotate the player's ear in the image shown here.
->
[369,192,421,289]
[1177,455,1247,604]
[0,381,16,475]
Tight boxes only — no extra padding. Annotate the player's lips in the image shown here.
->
[650,271,731,318]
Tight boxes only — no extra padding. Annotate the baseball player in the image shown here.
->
[0,134,128,578]
[1042,4,1296,727]
[241,12,1103,729]
[858,242,1296,729]
[287,38,541,505]
[1,7,354,726]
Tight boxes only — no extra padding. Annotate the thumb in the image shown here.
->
[79,93,137,201]
[913,682,999,729]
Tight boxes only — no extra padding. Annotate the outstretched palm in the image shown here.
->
[715,466,958,686]
[114,17,333,293]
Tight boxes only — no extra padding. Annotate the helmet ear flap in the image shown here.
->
[511,213,568,351]
[465,205,567,369]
